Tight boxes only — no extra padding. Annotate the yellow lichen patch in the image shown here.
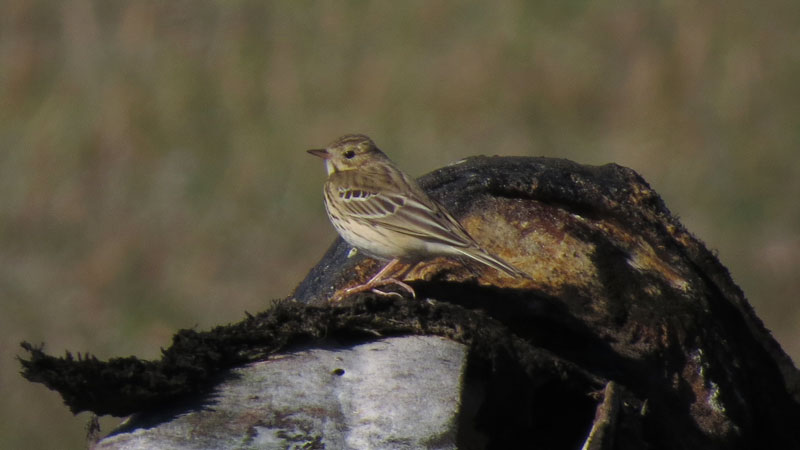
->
[626,239,691,293]
[459,200,602,295]
[590,218,692,294]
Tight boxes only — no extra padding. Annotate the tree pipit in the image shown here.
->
[308,134,528,301]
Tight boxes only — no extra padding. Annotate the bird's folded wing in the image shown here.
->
[335,185,474,249]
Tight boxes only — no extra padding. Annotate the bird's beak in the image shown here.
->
[307,148,331,159]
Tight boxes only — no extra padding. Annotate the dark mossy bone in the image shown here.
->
[21,156,800,449]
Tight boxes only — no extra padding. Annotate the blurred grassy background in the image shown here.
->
[1,1,798,448]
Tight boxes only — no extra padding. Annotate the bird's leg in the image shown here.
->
[366,258,405,284]
[368,260,416,298]
[331,259,416,302]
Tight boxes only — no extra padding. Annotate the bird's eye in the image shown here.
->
[344,150,356,159]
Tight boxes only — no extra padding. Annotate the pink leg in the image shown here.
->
[331,259,417,302]
[366,258,403,284]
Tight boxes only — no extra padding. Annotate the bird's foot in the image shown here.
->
[370,278,416,298]
[330,278,416,302]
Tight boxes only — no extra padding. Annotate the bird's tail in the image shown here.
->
[456,246,530,280]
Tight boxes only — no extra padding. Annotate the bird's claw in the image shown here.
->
[329,277,416,303]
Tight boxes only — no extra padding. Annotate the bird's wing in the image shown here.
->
[329,171,475,248]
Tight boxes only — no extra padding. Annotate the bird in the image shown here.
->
[308,134,528,301]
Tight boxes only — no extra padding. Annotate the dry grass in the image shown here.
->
[2,1,799,448]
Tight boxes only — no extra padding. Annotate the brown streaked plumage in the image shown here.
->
[308,134,528,300]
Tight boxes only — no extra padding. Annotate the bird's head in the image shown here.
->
[307,134,390,175]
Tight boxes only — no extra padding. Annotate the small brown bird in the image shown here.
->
[308,134,527,300]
